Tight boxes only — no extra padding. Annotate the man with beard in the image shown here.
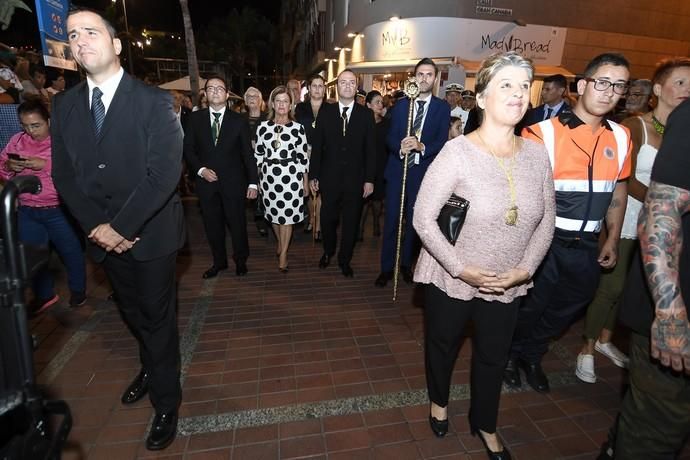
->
[375,57,450,287]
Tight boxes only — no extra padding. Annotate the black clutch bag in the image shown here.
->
[436,194,470,245]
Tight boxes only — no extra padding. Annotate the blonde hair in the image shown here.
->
[267,86,293,121]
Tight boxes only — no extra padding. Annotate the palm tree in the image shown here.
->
[179,0,200,105]
[280,0,319,77]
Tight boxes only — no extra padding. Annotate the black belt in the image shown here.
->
[264,157,298,166]
[553,228,599,249]
[20,204,61,210]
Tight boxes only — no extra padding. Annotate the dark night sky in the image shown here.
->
[3,0,281,48]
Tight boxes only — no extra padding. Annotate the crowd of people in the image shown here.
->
[2,7,690,458]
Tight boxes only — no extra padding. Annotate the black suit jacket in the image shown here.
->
[310,103,376,193]
[51,71,186,262]
[520,101,571,130]
[183,107,258,194]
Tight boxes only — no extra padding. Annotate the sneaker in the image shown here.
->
[69,291,87,307]
[33,294,59,316]
[575,353,597,383]
[595,340,629,368]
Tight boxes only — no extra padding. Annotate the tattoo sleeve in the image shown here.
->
[638,181,690,316]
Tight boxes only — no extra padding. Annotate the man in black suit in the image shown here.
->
[183,76,258,278]
[520,73,571,128]
[52,8,185,450]
[310,69,376,277]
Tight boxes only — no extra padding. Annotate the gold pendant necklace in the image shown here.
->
[272,123,284,150]
[476,131,519,226]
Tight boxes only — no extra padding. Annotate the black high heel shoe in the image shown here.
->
[428,415,448,438]
[471,427,512,460]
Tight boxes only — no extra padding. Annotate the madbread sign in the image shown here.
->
[359,17,566,66]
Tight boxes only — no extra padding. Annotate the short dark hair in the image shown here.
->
[67,6,117,39]
[543,74,567,88]
[29,64,46,78]
[652,57,690,86]
[414,57,437,76]
[583,53,629,77]
[18,99,50,121]
[307,74,325,87]
[365,90,382,105]
[204,75,228,91]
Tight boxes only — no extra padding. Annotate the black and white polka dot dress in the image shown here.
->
[255,121,310,225]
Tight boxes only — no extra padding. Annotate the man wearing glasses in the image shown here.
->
[183,75,258,278]
[504,53,633,394]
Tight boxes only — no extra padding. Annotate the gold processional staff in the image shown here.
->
[392,77,420,301]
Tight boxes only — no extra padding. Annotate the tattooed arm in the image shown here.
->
[599,181,628,268]
[638,181,690,374]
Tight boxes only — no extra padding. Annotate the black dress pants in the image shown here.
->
[198,183,249,267]
[320,186,362,266]
[103,250,181,413]
[425,284,519,433]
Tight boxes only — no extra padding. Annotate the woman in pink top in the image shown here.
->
[413,52,555,458]
[0,100,86,314]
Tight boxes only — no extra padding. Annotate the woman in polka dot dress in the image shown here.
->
[255,86,310,272]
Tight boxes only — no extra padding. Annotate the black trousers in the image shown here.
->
[425,284,519,433]
[320,186,363,266]
[197,184,249,267]
[510,235,600,364]
[103,251,181,413]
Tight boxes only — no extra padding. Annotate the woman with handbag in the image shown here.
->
[412,51,555,459]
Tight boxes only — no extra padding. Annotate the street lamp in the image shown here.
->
[112,0,134,74]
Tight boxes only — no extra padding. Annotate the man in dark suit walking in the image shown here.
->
[310,69,376,277]
[183,76,258,278]
[520,73,571,128]
[375,58,451,287]
[52,8,185,450]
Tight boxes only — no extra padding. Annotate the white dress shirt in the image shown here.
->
[338,101,355,122]
[87,67,124,114]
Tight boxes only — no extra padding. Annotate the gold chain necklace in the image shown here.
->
[476,131,519,226]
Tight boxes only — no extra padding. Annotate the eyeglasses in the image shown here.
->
[206,86,227,94]
[584,78,629,95]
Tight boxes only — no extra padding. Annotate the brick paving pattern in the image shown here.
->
[29,200,690,459]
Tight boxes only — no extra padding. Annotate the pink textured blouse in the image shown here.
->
[0,131,58,207]
[413,135,556,303]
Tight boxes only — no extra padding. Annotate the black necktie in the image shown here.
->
[212,112,221,145]
[412,100,426,137]
[91,87,105,137]
[544,107,552,120]
[341,106,348,136]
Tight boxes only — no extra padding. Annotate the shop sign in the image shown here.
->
[361,17,566,66]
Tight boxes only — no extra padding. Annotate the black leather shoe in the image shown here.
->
[401,266,414,284]
[503,358,521,388]
[235,261,248,276]
[145,411,178,451]
[472,427,512,460]
[202,265,227,279]
[318,253,331,269]
[520,360,550,393]
[121,370,149,405]
[340,264,354,277]
[258,227,268,237]
[375,271,393,287]
[428,415,448,438]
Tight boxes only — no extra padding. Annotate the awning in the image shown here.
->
[456,60,575,78]
[158,76,242,99]
[346,58,455,74]
[342,58,575,78]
